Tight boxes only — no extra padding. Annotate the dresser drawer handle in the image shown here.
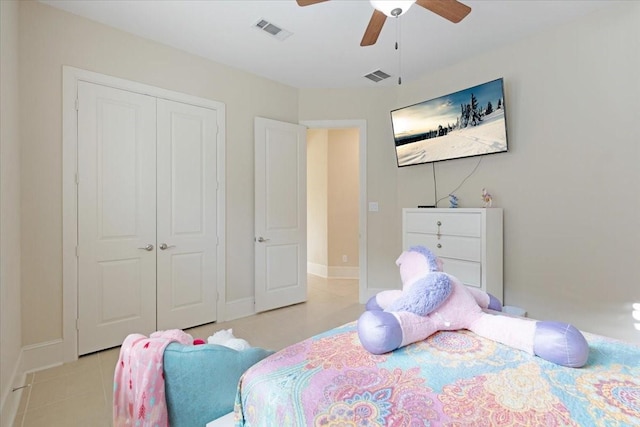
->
[437,243,442,249]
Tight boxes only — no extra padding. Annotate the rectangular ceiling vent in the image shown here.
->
[364,70,391,83]
[254,19,292,41]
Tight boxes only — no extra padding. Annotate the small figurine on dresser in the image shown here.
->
[449,194,458,208]
[481,188,493,208]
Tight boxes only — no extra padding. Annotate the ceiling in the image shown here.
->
[40,0,617,89]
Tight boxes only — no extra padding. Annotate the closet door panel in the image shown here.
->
[77,81,157,355]
[156,99,218,330]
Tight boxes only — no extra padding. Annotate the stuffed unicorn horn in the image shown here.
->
[357,246,590,368]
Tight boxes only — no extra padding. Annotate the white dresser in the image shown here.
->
[402,208,503,300]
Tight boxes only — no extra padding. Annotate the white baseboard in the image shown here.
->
[223,297,255,321]
[307,262,328,278]
[20,339,64,375]
[1,355,26,427]
[307,263,359,279]
[1,379,25,427]
[327,266,359,279]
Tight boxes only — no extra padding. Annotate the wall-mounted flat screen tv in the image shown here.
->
[391,78,508,167]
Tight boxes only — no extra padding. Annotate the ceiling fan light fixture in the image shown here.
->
[369,0,416,17]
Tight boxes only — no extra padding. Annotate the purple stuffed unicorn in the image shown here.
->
[357,246,590,368]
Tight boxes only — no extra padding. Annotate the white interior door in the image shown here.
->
[254,117,307,312]
[156,99,218,330]
[77,81,157,355]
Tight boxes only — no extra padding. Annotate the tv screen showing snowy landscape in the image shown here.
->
[392,78,508,167]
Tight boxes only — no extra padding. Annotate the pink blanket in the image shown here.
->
[113,330,193,426]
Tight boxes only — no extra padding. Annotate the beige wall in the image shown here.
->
[301,2,640,343]
[18,0,298,346]
[327,129,359,268]
[307,129,329,267]
[307,129,359,275]
[1,0,23,419]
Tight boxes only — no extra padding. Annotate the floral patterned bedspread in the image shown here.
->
[234,322,640,426]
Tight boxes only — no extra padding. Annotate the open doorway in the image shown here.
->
[301,120,367,303]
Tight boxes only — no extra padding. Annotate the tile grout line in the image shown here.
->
[98,353,110,425]
[18,377,29,427]
[19,373,33,427]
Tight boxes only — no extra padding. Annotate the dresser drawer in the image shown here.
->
[405,233,481,262]
[404,211,481,237]
[441,258,481,288]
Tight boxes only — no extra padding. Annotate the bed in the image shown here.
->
[232,321,640,426]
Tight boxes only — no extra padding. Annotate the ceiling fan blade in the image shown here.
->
[416,0,471,23]
[296,0,330,6]
[360,9,387,46]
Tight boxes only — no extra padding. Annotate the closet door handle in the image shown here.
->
[256,237,270,243]
[159,243,175,250]
[138,244,154,251]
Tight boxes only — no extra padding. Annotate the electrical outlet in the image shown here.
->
[342,255,348,263]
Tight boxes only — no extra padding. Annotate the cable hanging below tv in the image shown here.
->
[391,78,509,167]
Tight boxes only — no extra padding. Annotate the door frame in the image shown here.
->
[300,120,368,303]
[62,66,226,362]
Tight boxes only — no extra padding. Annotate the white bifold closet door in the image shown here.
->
[155,98,218,332]
[77,82,218,355]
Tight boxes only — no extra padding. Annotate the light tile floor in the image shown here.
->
[13,276,363,427]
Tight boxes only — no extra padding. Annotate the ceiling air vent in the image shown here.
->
[254,19,292,41]
[364,70,391,83]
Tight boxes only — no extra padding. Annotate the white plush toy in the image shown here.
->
[207,329,251,351]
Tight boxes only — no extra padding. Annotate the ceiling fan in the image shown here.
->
[296,0,471,46]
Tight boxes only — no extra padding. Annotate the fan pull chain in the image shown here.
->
[396,16,402,85]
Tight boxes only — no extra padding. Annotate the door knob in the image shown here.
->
[159,243,175,250]
[257,237,270,243]
[138,244,154,251]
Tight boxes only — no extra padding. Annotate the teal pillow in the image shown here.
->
[163,343,274,427]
